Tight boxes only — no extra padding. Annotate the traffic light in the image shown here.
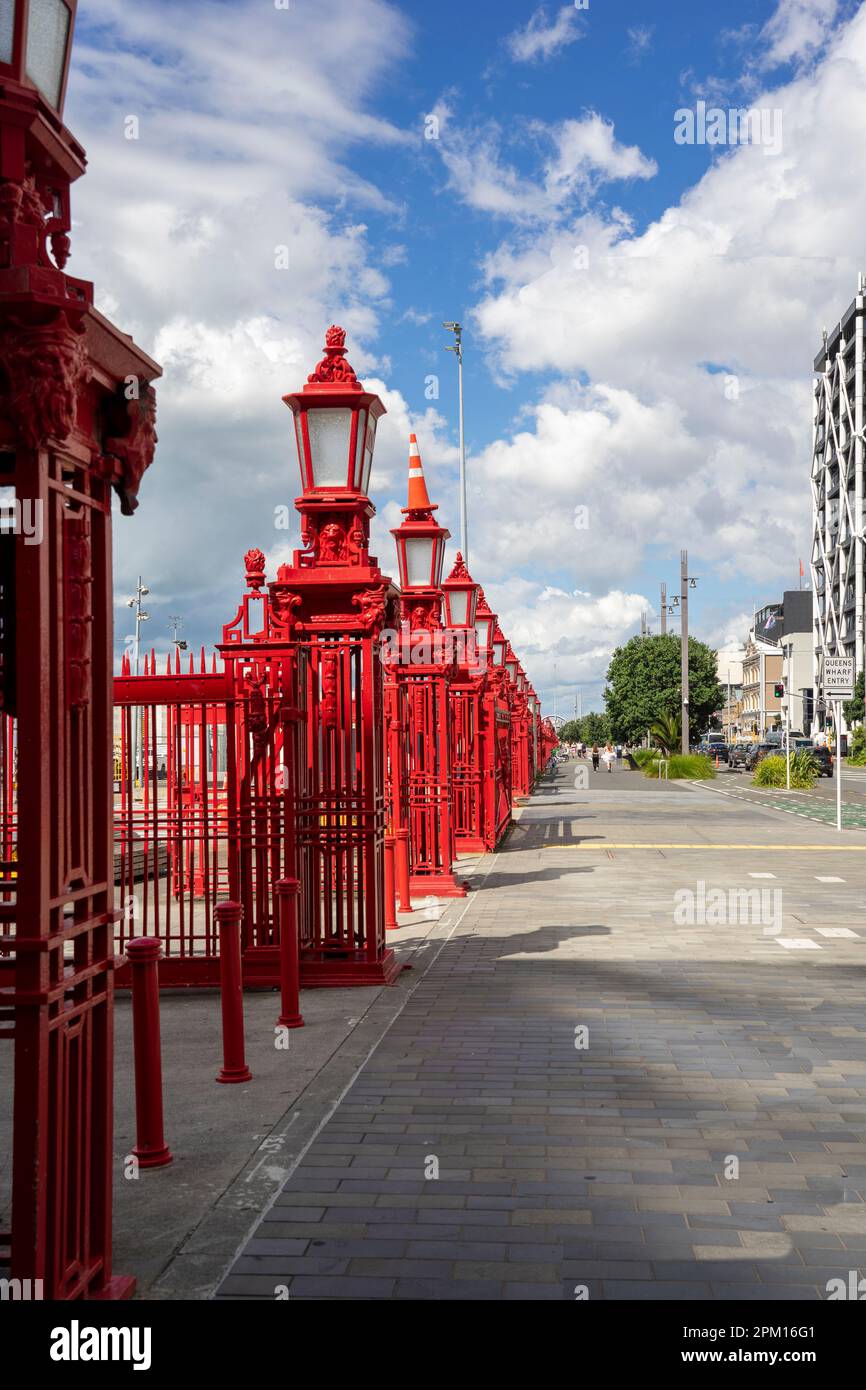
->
[774,683,784,698]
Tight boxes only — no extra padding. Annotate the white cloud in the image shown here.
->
[63,0,421,654]
[446,6,866,705]
[506,5,584,64]
[760,0,839,69]
[433,112,656,224]
[626,25,655,64]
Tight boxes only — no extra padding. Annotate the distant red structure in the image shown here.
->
[1,2,160,1299]
[389,437,466,898]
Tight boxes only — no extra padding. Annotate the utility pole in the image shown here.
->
[661,582,667,636]
[681,550,690,755]
[443,321,467,565]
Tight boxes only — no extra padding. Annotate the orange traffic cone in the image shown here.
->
[405,433,436,513]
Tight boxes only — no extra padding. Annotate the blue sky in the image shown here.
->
[65,0,864,713]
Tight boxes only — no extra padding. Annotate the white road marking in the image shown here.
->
[815,876,845,883]
[775,938,822,950]
[814,927,859,938]
[749,872,776,879]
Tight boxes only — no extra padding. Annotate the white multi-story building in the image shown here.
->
[811,277,865,729]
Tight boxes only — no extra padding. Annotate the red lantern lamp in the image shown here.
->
[283,326,384,496]
[442,551,478,629]
[1,0,77,113]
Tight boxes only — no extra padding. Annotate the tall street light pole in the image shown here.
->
[661,582,667,636]
[680,550,690,755]
[444,321,468,565]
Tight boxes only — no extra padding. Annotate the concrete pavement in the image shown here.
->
[213,759,866,1301]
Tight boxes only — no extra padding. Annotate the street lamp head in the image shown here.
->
[472,587,496,666]
[442,551,479,630]
[1,1,77,115]
[392,433,449,590]
[689,577,697,589]
[283,326,385,497]
[140,585,149,596]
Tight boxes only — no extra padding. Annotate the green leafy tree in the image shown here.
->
[844,671,865,727]
[604,634,725,746]
[558,719,582,743]
[578,712,611,745]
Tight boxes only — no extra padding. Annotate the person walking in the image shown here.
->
[602,741,614,773]
[591,744,600,772]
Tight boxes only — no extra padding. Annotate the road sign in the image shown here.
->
[823,655,855,698]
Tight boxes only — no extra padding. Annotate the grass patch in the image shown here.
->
[632,747,660,767]
[642,753,715,780]
[753,751,819,789]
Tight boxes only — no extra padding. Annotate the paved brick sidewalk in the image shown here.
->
[216,763,866,1300]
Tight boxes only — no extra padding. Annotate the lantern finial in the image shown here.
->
[307,325,360,386]
[404,434,437,516]
[448,552,471,581]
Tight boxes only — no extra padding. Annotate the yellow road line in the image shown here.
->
[544,843,866,851]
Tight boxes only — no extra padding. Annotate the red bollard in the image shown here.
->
[215,900,252,1083]
[395,827,413,913]
[125,937,172,1168]
[275,878,304,1029]
[384,833,399,930]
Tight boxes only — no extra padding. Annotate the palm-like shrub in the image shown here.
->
[754,751,818,789]
[649,712,681,756]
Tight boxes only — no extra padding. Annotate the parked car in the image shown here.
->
[744,742,780,772]
[699,739,729,763]
[811,745,834,777]
[729,741,753,770]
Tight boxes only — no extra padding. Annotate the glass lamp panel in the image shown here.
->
[493,639,505,665]
[361,415,377,494]
[352,408,367,489]
[405,536,434,587]
[446,589,470,626]
[306,407,352,487]
[475,616,492,650]
[0,3,14,64]
[466,587,478,626]
[26,0,70,108]
[432,535,445,586]
[293,412,306,480]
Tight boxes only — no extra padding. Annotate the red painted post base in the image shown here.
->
[384,832,399,930]
[300,948,402,987]
[90,1276,137,1301]
[216,901,253,1084]
[395,829,413,913]
[456,835,487,853]
[276,878,305,1029]
[409,873,468,898]
[126,937,174,1169]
